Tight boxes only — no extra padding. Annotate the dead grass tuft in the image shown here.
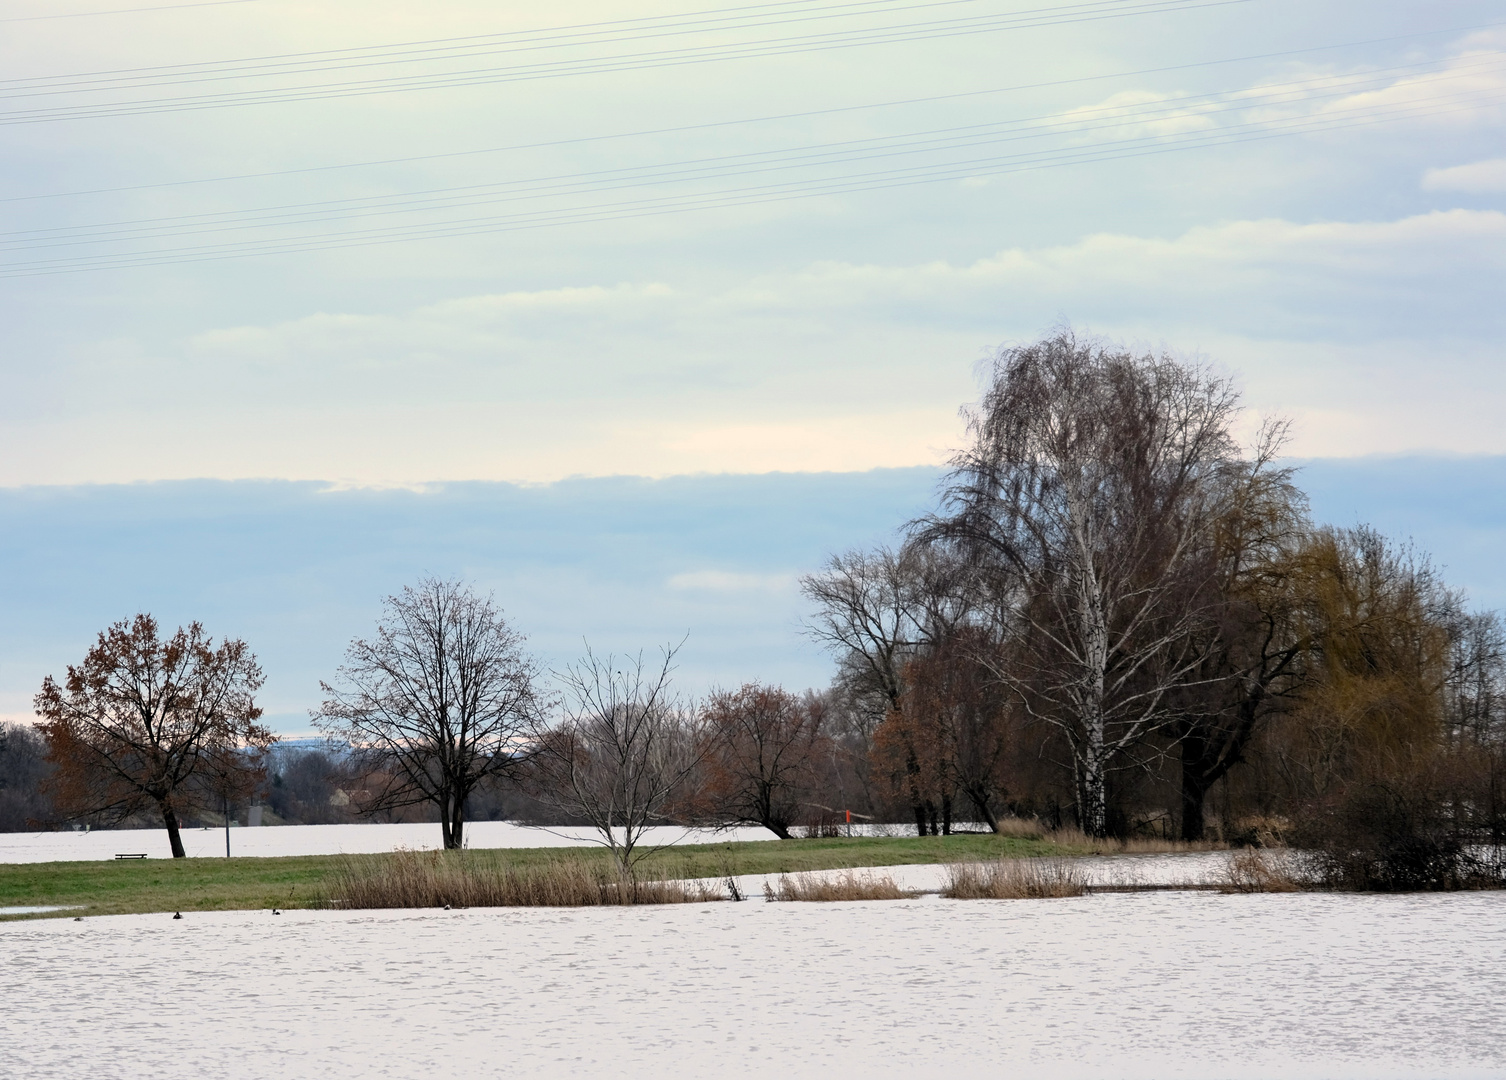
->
[762,870,912,902]
[991,816,1048,840]
[985,817,1225,853]
[1216,849,1301,894]
[943,857,1089,899]
[1039,824,1226,854]
[327,849,725,909]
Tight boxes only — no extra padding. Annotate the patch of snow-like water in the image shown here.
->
[728,852,1238,898]
[1,891,1501,1078]
[0,822,777,863]
[0,906,80,916]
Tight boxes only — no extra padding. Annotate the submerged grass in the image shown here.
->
[763,870,912,902]
[942,858,1090,899]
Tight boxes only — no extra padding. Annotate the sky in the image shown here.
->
[1,0,1503,732]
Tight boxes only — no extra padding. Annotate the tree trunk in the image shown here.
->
[161,801,186,859]
[764,820,793,840]
[1078,752,1108,838]
[966,785,1002,834]
[913,803,929,836]
[941,793,953,836]
[1179,729,1212,842]
[440,791,463,850]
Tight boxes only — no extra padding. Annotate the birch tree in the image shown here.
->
[924,330,1242,836]
[315,578,545,851]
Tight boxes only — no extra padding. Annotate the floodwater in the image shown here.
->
[0,821,778,863]
[1,890,1502,1078]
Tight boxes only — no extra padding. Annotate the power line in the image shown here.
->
[0,0,1176,85]
[2,21,1496,205]
[0,1,257,22]
[4,56,1486,245]
[0,0,1257,124]
[3,70,1496,275]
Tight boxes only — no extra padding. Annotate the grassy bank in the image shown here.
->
[1,833,1093,920]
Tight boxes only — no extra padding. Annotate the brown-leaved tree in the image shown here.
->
[35,614,271,857]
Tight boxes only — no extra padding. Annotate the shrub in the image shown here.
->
[1295,782,1504,892]
[942,858,1088,899]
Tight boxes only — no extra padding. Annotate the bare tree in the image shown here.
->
[801,544,973,833]
[896,627,1018,833]
[315,578,545,851]
[34,615,271,857]
[529,645,700,879]
[700,683,829,839]
[922,330,1243,836]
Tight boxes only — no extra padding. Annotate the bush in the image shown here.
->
[1295,782,1504,892]
[942,858,1088,899]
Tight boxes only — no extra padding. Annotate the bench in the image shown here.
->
[114,853,148,860]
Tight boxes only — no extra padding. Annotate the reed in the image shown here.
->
[1216,849,1302,893]
[326,849,725,909]
[988,816,1226,853]
[762,870,911,901]
[942,857,1089,899]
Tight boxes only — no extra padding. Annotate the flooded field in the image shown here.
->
[0,821,777,863]
[2,890,1502,1079]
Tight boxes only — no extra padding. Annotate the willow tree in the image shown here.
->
[35,615,271,857]
[923,330,1243,837]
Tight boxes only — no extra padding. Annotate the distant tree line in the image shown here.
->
[8,330,1503,889]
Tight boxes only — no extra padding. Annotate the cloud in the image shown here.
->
[667,570,796,593]
[2,208,1502,485]
[1423,158,1506,192]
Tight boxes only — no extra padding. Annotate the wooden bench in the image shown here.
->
[114,853,148,860]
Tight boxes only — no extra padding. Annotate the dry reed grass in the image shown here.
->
[762,870,912,902]
[1216,849,1302,893]
[1044,825,1225,854]
[942,857,1090,899]
[327,849,725,909]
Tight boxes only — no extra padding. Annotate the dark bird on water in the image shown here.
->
[173,912,182,920]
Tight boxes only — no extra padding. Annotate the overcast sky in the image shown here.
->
[2,1,1503,730]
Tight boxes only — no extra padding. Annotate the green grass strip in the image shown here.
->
[0,833,1079,920]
